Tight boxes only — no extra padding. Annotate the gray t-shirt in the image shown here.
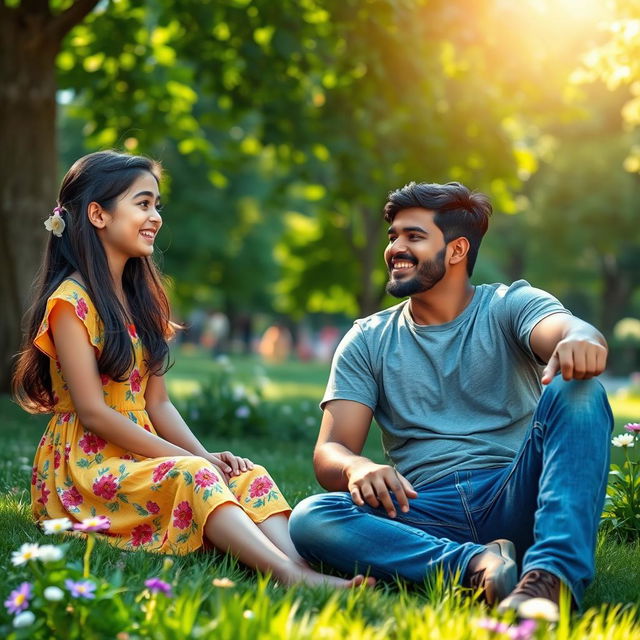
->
[321,280,570,487]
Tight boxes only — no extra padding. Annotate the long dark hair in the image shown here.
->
[13,151,173,413]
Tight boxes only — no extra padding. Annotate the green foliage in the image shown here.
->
[173,358,321,441]
[602,426,640,542]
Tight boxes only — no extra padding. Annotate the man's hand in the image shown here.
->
[541,336,607,385]
[346,459,417,518]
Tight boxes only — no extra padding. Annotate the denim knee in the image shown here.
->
[541,376,613,432]
[289,493,347,551]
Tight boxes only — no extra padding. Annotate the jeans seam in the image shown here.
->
[469,422,542,514]
[455,472,479,543]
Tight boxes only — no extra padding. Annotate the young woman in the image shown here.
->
[13,151,372,588]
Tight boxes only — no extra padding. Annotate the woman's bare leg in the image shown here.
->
[257,513,309,567]
[204,503,374,587]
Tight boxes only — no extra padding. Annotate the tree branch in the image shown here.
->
[50,0,101,41]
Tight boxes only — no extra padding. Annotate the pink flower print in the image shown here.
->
[78,432,107,455]
[128,324,138,339]
[92,474,119,500]
[38,484,50,505]
[60,412,72,423]
[55,360,62,372]
[143,424,151,432]
[31,466,38,486]
[61,486,83,508]
[152,460,175,483]
[129,369,142,393]
[131,523,154,547]
[75,297,89,320]
[54,450,61,470]
[146,500,160,514]
[248,475,273,499]
[39,435,46,447]
[64,443,71,462]
[195,468,219,488]
[172,501,192,530]
[100,373,110,386]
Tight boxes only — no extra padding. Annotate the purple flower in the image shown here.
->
[476,618,510,634]
[624,422,640,433]
[144,578,173,596]
[65,579,96,599]
[508,619,537,640]
[74,515,111,533]
[4,582,32,614]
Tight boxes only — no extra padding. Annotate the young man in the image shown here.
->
[289,182,612,615]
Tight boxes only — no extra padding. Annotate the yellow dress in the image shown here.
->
[31,279,290,554]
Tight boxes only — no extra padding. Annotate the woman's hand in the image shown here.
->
[210,450,255,477]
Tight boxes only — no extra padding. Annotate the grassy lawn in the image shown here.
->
[1,349,639,637]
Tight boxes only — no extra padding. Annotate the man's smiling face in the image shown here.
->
[384,207,448,298]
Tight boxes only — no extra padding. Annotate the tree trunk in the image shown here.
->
[355,207,385,318]
[600,253,632,339]
[0,1,98,392]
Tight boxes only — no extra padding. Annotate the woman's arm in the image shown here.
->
[51,302,194,459]
[145,374,251,477]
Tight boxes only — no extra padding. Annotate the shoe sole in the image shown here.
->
[485,539,517,606]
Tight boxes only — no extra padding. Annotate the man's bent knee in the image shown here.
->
[289,493,352,552]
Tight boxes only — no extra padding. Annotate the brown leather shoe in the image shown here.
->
[464,539,517,606]
[497,569,562,620]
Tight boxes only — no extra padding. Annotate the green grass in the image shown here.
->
[1,350,639,637]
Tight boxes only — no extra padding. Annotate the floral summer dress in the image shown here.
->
[31,279,290,554]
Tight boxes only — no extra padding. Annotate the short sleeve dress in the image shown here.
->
[31,279,290,554]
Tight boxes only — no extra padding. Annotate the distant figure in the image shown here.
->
[259,325,292,363]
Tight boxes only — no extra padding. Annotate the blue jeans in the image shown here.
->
[289,377,613,604]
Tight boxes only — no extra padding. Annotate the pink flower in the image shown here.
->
[78,432,107,455]
[75,298,88,320]
[146,500,160,514]
[60,412,72,423]
[92,474,119,500]
[143,423,152,432]
[195,468,219,488]
[248,475,273,498]
[172,501,192,530]
[54,450,61,469]
[61,486,83,508]
[624,422,640,433]
[74,515,111,532]
[38,484,50,505]
[129,369,142,393]
[152,460,175,483]
[131,523,154,547]
[31,466,38,486]
[64,443,71,461]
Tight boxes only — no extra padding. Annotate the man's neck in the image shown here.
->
[408,282,476,326]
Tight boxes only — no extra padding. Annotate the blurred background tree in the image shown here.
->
[2,0,639,390]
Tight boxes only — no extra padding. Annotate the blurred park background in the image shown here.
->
[2,0,640,392]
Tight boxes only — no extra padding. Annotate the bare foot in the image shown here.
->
[279,564,376,588]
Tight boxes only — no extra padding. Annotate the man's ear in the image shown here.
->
[448,237,470,265]
[87,202,109,229]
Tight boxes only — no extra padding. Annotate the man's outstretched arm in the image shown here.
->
[314,399,417,518]
[530,313,608,385]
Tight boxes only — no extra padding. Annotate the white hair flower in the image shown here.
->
[44,207,66,237]
[612,434,635,448]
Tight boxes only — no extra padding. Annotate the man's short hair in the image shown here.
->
[383,182,492,276]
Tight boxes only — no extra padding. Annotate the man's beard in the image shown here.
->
[385,247,447,298]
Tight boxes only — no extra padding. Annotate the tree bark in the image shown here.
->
[0,1,98,392]
[600,253,632,339]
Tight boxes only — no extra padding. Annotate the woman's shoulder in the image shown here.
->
[48,277,97,320]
